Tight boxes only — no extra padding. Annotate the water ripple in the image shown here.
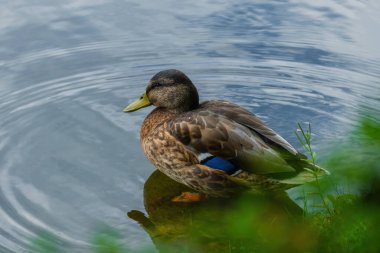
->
[0,0,379,252]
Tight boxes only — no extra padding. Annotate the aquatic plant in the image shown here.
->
[295,122,332,214]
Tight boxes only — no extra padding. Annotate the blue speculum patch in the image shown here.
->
[201,156,238,175]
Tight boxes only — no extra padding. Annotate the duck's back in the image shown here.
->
[198,100,300,156]
[164,100,306,176]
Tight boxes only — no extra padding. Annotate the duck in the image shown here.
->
[123,69,328,201]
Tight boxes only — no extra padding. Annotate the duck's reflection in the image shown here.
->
[128,170,304,253]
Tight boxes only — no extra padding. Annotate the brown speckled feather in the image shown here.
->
[141,107,248,196]
[198,100,300,156]
[166,101,299,174]
[140,101,305,195]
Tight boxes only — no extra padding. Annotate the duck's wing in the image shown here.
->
[199,100,303,157]
[166,107,297,175]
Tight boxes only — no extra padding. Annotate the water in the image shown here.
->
[0,0,379,252]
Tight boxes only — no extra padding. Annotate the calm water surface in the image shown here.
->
[0,0,379,252]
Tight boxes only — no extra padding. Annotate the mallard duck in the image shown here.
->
[123,69,328,200]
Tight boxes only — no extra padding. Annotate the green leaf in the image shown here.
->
[312,152,317,162]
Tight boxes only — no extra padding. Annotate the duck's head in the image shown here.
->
[123,69,199,113]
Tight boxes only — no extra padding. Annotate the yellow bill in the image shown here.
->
[123,92,152,112]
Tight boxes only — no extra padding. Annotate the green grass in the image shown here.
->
[296,122,332,214]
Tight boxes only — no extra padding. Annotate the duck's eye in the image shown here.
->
[151,82,160,89]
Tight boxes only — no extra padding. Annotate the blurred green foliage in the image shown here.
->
[28,116,380,253]
[29,232,62,253]
[91,228,127,253]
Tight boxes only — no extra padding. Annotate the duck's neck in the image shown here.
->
[140,107,177,141]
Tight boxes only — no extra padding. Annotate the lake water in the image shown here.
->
[0,0,379,252]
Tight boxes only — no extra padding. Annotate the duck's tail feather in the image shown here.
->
[280,161,330,185]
